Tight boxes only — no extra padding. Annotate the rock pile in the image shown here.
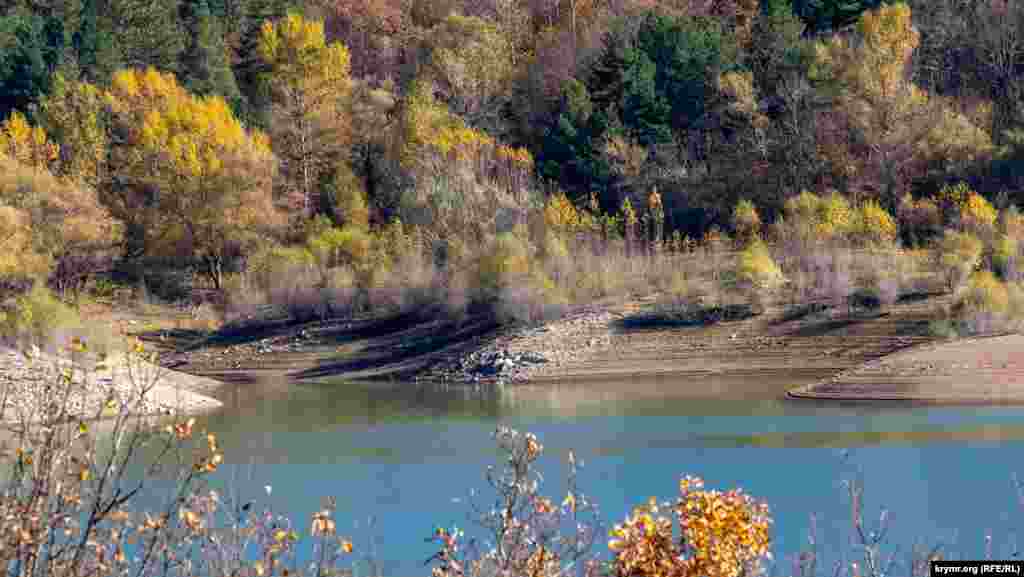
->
[419,309,616,385]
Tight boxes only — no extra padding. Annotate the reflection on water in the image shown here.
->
[138,374,1024,575]
[201,374,1024,459]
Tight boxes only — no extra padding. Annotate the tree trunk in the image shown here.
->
[205,254,223,291]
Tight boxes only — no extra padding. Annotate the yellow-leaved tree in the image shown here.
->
[104,67,282,290]
[258,12,353,219]
[38,74,110,188]
[0,112,59,172]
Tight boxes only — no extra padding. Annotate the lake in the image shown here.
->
[172,370,1024,575]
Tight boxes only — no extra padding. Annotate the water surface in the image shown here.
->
[170,373,1024,574]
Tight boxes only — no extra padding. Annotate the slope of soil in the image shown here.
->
[790,333,1024,403]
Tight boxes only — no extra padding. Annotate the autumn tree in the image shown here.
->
[37,73,108,187]
[813,3,991,207]
[258,12,353,219]
[0,110,58,171]
[0,152,122,296]
[421,14,515,124]
[318,0,404,80]
[231,0,301,126]
[104,67,282,289]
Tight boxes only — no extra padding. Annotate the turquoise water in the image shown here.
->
[160,376,1024,575]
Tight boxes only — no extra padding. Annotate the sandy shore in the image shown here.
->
[1,346,223,424]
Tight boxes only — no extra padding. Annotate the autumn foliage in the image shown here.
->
[104,67,282,288]
[607,476,772,577]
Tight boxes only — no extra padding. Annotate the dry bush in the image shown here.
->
[731,199,762,246]
[935,230,984,292]
[0,285,81,348]
[850,250,901,312]
[425,427,604,577]
[1,340,362,577]
[897,194,942,247]
[949,270,1024,335]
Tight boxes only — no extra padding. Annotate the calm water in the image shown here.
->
[157,373,1024,574]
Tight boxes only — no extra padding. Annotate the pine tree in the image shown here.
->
[0,12,63,118]
[73,0,120,84]
[233,0,298,127]
[107,0,186,72]
[793,0,892,33]
[181,0,241,104]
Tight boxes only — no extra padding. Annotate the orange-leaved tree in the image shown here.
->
[0,152,122,297]
[104,67,282,290]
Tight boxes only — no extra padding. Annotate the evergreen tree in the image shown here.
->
[233,0,298,127]
[73,0,120,84]
[107,0,186,72]
[0,12,64,119]
[181,0,241,105]
[792,0,893,33]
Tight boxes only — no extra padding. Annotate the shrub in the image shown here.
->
[307,225,374,275]
[476,232,532,302]
[0,284,79,346]
[731,199,762,246]
[993,235,1019,280]
[936,230,983,292]
[896,194,942,247]
[851,200,898,247]
[781,190,855,244]
[816,192,855,240]
[736,241,785,312]
[961,192,998,235]
[544,192,584,234]
[1001,205,1024,238]
[958,270,1010,314]
[736,241,785,293]
[950,270,1020,334]
[937,182,997,234]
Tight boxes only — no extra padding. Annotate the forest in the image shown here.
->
[4,0,1024,336]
